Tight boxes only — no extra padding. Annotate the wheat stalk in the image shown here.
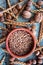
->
[0,41,5,46]
[7,0,16,18]
[32,2,41,9]
[38,20,43,44]
[0,37,6,43]
[0,26,9,32]
[1,1,24,14]
[0,6,5,10]
[31,9,43,13]
[0,56,5,65]
[35,46,43,52]
[16,4,26,19]
[0,48,9,53]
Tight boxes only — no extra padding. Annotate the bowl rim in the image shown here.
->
[6,28,36,58]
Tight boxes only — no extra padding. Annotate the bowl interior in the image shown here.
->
[6,28,36,58]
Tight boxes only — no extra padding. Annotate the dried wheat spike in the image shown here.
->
[10,61,26,65]
[2,19,39,26]
[2,21,32,26]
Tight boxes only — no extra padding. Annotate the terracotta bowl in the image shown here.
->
[6,28,36,59]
